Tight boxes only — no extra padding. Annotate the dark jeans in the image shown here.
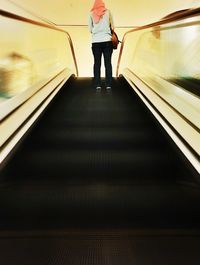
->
[92,41,113,87]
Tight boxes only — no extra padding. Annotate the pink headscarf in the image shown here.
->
[91,0,107,24]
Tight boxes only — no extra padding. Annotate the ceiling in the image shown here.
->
[6,0,199,27]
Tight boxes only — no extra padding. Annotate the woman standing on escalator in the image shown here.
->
[88,0,114,91]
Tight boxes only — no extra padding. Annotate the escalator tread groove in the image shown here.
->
[0,76,200,263]
[0,77,199,230]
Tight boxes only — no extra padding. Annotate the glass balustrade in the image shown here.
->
[119,15,200,97]
[0,13,77,103]
[118,12,200,129]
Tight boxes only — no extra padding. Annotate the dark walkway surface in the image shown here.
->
[0,77,200,264]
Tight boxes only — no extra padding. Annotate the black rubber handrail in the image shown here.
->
[0,9,79,76]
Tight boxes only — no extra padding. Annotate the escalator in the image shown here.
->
[0,77,200,264]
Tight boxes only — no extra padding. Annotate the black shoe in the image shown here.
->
[106,86,112,92]
[96,86,102,91]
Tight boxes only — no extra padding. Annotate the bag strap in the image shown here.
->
[109,11,122,43]
[109,10,114,32]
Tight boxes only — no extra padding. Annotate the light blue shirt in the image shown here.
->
[88,10,114,43]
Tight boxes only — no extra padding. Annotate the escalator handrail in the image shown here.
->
[0,9,79,77]
[116,7,200,77]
